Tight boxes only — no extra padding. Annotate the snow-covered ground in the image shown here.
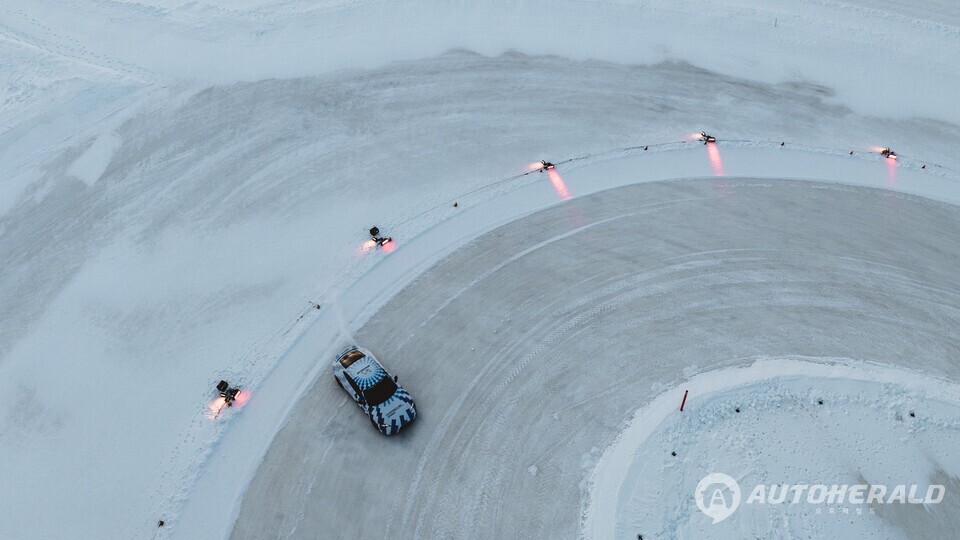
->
[586,359,960,538]
[2,1,960,539]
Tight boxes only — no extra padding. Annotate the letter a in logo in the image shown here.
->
[695,473,741,524]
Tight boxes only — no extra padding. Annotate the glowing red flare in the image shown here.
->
[547,169,572,201]
[706,142,726,177]
[232,390,250,408]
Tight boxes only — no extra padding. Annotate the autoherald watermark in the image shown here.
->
[695,473,946,524]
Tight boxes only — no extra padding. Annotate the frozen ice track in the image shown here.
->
[233,178,960,539]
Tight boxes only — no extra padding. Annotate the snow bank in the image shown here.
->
[67,132,123,186]
[7,1,960,124]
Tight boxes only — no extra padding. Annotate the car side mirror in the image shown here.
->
[393,375,398,382]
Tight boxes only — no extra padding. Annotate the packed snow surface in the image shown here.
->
[585,359,960,539]
[2,1,960,539]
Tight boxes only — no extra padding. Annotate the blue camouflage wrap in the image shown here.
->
[334,347,417,435]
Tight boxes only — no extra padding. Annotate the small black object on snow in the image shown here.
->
[369,226,392,247]
[217,380,240,406]
[817,399,824,405]
[922,165,926,169]
[671,451,677,457]
[453,202,458,208]
[780,141,785,146]
[316,304,321,310]
[158,520,165,527]
[910,411,916,418]
[849,151,854,155]
[643,145,648,151]
[735,407,741,413]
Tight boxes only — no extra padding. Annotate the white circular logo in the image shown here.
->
[695,473,741,524]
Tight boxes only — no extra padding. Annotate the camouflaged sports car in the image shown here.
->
[333,346,417,435]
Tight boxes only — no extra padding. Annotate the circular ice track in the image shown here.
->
[232,178,960,539]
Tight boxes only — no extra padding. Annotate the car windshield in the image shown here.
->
[339,350,365,368]
[363,377,398,407]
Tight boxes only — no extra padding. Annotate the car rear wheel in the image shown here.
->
[335,376,345,391]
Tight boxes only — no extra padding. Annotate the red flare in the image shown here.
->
[706,142,726,177]
[547,169,572,201]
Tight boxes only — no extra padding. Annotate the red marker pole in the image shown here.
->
[680,390,689,412]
